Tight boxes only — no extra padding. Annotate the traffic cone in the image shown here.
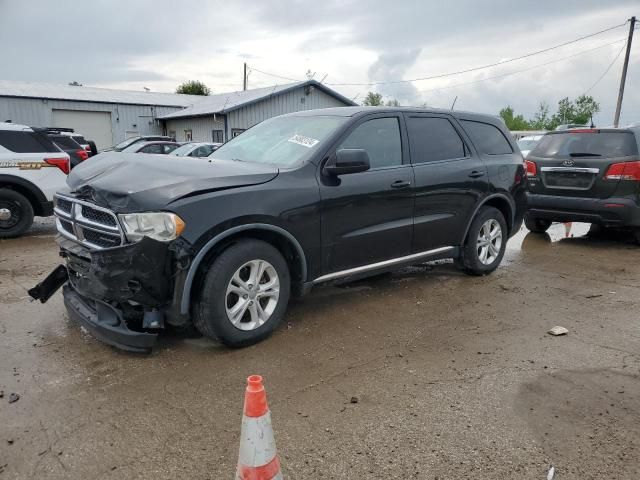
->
[236,375,283,480]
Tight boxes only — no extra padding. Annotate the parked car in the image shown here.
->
[170,142,222,158]
[109,135,174,152]
[120,141,180,154]
[46,132,89,168]
[555,124,589,131]
[45,128,94,156]
[524,128,640,243]
[0,122,70,237]
[30,107,527,352]
[517,134,544,158]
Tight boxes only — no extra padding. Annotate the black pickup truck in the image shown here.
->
[30,107,527,352]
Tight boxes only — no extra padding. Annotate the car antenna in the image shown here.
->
[590,113,595,128]
[451,96,458,110]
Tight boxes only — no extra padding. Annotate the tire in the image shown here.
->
[634,229,640,246]
[0,188,34,238]
[460,206,508,276]
[524,214,552,233]
[88,140,98,157]
[193,239,291,347]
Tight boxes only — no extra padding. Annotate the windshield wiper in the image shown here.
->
[568,152,602,157]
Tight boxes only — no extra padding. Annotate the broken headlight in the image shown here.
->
[119,212,185,243]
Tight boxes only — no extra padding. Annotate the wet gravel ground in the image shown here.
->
[1,218,639,479]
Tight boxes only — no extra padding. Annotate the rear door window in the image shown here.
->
[406,116,466,163]
[460,120,512,155]
[531,132,638,158]
[139,144,163,154]
[0,131,60,153]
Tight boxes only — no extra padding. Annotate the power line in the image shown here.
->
[584,41,627,94]
[249,21,627,87]
[411,38,626,95]
[248,67,301,83]
[327,22,628,86]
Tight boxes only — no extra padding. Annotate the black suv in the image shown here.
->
[525,128,640,243]
[30,107,526,352]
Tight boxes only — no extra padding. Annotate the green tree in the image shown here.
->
[573,95,600,125]
[549,95,599,129]
[362,91,383,106]
[499,106,531,130]
[529,102,551,130]
[385,98,400,107]
[176,80,210,96]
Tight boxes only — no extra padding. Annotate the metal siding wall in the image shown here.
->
[164,116,226,142]
[227,86,348,132]
[0,96,184,146]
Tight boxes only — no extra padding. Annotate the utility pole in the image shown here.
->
[613,16,635,127]
[243,63,248,91]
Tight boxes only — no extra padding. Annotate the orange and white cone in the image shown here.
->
[236,375,283,480]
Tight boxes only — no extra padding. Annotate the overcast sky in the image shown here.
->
[0,0,638,125]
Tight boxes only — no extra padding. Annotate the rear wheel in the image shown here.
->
[460,206,507,276]
[193,239,291,347]
[0,188,34,238]
[524,215,552,233]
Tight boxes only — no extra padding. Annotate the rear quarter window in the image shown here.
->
[0,131,60,153]
[531,132,638,158]
[460,120,513,155]
[50,135,80,150]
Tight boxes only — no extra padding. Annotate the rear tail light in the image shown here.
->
[604,161,640,181]
[44,157,70,175]
[77,149,89,161]
[569,129,598,134]
[525,159,537,177]
[84,145,92,153]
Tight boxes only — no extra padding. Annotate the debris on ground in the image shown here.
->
[350,396,359,404]
[547,465,555,479]
[584,294,603,299]
[548,326,569,336]
[8,393,20,404]
[0,391,3,399]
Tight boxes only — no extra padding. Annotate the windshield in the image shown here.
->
[170,143,197,156]
[531,132,638,159]
[113,137,140,151]
[517,139,539,151]
[210,115,348,166]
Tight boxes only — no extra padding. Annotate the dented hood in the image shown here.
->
[66,152,279,212]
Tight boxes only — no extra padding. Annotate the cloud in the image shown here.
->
[0,0,637,124]
[367,49,422,105]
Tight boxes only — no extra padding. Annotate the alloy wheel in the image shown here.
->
[225,259,280,331]
[477,218,503,265]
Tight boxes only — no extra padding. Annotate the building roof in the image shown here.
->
[158,80,357,120]
[0,80,202,107]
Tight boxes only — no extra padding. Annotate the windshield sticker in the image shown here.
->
[288,134,319,148]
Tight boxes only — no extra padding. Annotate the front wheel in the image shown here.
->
[524,215,551,233]
[193,239,291,347]
[460,206,507,276]
[0,188,34,238]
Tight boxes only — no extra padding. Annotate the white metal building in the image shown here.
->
[159,80,356,143]
[0,80,355,149]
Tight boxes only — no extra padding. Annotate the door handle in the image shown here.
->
[390,180,411,189]
[468,170,485,178]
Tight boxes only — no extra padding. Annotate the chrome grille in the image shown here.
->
[54,194,125,250]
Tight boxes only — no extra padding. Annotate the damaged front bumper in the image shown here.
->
[63,284,157,353]
[30,235,191,353]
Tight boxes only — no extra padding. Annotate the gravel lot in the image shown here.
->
[1,218,639,479]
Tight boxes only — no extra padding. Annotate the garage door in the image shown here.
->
[52,110,113,151]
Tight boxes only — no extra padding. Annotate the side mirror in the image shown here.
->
[324,149,370,176]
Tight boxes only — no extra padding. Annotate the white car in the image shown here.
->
[170,142,222,158]
[516,134,544,158]
[0,122,70,237]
